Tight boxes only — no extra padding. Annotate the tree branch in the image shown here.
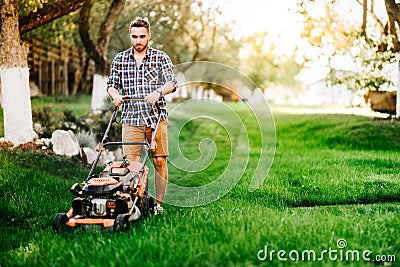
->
[19,0,85,34]
[384,0,400,52]
[79,0,106,74]
[97,0,125,52]
[354,0,385,32]
[79,0,125,75]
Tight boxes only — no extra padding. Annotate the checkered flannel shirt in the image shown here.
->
[106,46,177,127]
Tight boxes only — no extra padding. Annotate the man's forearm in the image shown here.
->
[107,87,119,100]
[107,87,124,107]
[157,81,176,96]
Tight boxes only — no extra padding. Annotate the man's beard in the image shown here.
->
[134,42,148,53]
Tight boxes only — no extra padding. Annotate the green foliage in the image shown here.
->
[20,1,82,46]
[297,0,399,92]
[241,32,303,90]
[31,95,92,117]
[1,94,120,145]
[85,108,122,142]
[31,105,84,138]
[21,0,241,70]
[0,97,85,139]
[0,109,3,137]
[19,0,47,16]
[30,95,122,143]
[0,103,399,266]
[111,0,241,66]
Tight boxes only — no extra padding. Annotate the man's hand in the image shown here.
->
[144,90,161,105]
[107,87,124,107]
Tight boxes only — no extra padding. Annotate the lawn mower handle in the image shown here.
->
[121,95,161,114]
[86,96,162,181]
[120,95,163,146]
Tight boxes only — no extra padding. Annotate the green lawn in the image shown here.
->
[0,99,399,267]
[30,95,93,117]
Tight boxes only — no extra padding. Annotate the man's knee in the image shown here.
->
[153,156,166,169]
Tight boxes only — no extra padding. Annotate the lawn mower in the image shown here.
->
[53,97,160,231]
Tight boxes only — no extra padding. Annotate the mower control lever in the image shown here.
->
[70,183,83,197]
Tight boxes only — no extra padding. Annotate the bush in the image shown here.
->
[32,104,122,146]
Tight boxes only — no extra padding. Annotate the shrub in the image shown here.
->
[32,103,122,147]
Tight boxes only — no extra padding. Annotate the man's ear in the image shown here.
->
[149,33,152,39]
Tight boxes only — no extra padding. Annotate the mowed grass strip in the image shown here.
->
[0,101,399,267]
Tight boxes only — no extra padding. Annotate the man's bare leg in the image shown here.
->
[152,156,168,205]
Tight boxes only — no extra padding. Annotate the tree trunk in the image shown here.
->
[79,0,125,111]
[97,0,126,61]
[384,0,400,52]
[384,0,400,117]
[79,0,125,75]
[91,74,108,113]
[0,0,36,145]
[361,0,368,37]
[397,61,400,118]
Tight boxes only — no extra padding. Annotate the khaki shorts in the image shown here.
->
[122,120,169,157]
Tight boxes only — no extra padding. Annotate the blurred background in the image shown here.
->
[2,0,400,113]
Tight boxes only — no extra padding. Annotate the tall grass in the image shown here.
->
[0,99,399,267]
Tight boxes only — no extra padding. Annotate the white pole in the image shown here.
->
[397,61,400,118]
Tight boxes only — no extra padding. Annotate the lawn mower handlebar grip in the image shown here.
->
[122,96,144,101]
[121,96,161,114]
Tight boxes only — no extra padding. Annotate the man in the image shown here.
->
[106,17,177,215]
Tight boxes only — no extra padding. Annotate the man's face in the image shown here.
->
[130,27,150,53]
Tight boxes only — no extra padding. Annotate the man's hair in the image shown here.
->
[129,17,150,33]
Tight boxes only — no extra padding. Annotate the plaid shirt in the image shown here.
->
[107,46,177,127]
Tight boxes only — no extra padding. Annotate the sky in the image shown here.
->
[217,0,303,55]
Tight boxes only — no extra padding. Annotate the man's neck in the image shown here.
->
[134,48,148,66]
[133,47,147,57]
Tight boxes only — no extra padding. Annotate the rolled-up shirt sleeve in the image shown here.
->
[160,52,178,92]
[106,56,121,91]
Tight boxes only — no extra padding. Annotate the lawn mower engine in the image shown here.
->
[54,160,154,231]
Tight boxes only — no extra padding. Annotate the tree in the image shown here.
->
[110,0,241,69]
[19,0,85,34]
[1,0,34,145]
[382,0,400,52]
[361,0,368,37]
[298,0,400,116]
[339,0,400,116]
[383,0,400,117]
[0,0,85,145]
[79,0,125,76]
[78,0,127,111]
[240,31,302,91]
[84,0,241,102]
